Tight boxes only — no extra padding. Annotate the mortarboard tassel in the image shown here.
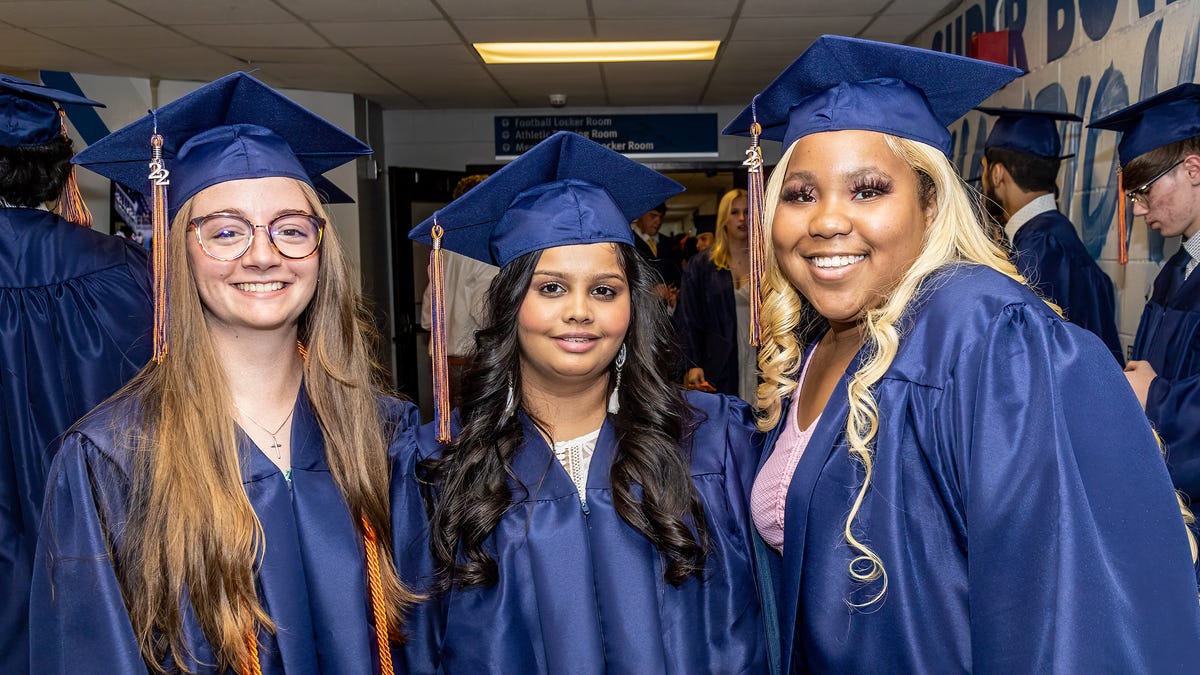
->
[148,126,170,362]
[744,98,767,347]
[429,222,452,442]
[56,109,93,228]
[1117,168,1129,265]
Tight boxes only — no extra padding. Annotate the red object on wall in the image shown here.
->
[970,30,1012,65]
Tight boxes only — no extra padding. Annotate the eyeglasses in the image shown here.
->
[1125,159,1185,206]
[188,212,325,261]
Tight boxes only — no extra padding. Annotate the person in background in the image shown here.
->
[729,35,1200,673]
[674,189,757,400]
[978,107,1123,363]
[408,131,766,673]
[0,74,152,674]
[1092,83,1200,501]
[632,201,682,305]
[420,174,498,408]
[30,72,426,674]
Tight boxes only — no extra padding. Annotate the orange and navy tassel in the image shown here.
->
[429,222,452,442]
[56,109,92,228]
[362,517,395,674]
[148,125,170,362]
[1116,168,1129,265]
[744,99,767,347]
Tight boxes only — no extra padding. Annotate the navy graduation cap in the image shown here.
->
[1,73,103,226]
[1089,83,1200,166]
[978,107,1082,159]
[410,130,683,440]
[722,35,1023,157]
[409,130,683,267]
[72,71,369,212]
[0,73,103,148]
[72,71,370,363]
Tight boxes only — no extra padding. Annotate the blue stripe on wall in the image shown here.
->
[38,71,110,146]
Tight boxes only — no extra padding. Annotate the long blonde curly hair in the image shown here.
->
[755,134,1022,605]
[755,133,1198,605]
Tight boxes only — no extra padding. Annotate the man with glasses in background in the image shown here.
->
[1092,83,1200,501]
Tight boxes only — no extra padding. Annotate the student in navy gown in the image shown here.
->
[30,73,424,674]
[725,36,1200,673]
[978,107,1123,363]
[674,188,758,400]
[1092,84,1200,501]
[0,74,151,675]
[407,131,767,674]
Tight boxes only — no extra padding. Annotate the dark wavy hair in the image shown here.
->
[0,136,74,206]
[420,242,709,589]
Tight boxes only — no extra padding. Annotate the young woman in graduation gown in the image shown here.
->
[29,73,425,674]
[732,36,1200,673]
[674,189,758,400]
[407,131,767,674]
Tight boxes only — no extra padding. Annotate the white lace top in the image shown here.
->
[552,428,601,505]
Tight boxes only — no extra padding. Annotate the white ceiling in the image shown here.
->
[0,0,960,109]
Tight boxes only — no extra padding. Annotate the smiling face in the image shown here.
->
[517,243,631,392]
[186,176,319,339]
[771,130,934,331]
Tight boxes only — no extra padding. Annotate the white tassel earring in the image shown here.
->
[607,344,627,415]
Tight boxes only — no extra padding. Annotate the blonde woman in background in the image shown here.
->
[674,188,757,400]
[735,36,1200,673]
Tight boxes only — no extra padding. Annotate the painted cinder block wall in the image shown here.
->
[917,0,1200,355]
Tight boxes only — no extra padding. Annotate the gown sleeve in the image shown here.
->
[672,258,708,372]
[1146,372,1200,500]
[945,303,1200,672]
[28,433,149,674]
[389,417,442,675]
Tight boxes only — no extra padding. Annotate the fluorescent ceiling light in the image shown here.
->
[474,41,720,64]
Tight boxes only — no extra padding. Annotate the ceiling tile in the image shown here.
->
[277,0,442,22]
[93,45,248,79]
[315,20,459,47]
[594,18,730,40]
[1,1,148,28]
[224,47,357,66]
[254,62,396,94]
[592,0,734,19]
[352,45,480,68]
[178,22,327,48]
[731,16,872,40]
[113,0,295,24]
[0,46,133,74]
[0,27,64,50]
[455,19,594,42]
[32,24,193,49]
[740,0,890,18]
[437,0,589,20]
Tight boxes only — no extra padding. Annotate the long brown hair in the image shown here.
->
[112,180,419,672]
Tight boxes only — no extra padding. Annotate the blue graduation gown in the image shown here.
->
[673,254,740,396]
[29,388,420,674]
[758,264,1200,673]
[1133,247,1200,500]
[0,207,152,674]
[1011,209,1123,364]
[414,390,767,674]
